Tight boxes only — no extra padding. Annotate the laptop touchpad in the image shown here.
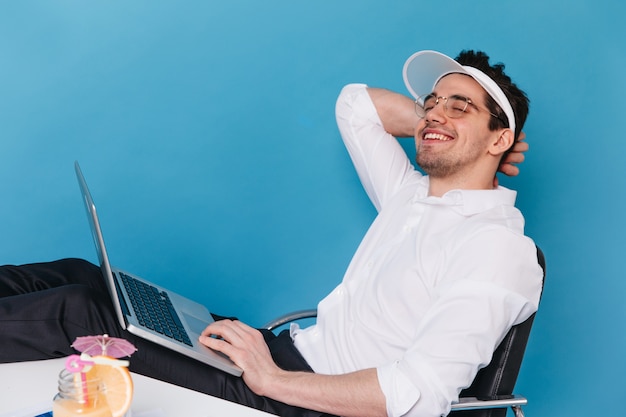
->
[183,313,211,335]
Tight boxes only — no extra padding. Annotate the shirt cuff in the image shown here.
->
[377,362,420,417]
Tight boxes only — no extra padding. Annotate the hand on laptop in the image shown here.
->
[198,319,387,416]
[199,320,282,394]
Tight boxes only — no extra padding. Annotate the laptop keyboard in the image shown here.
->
[119,272,193,346]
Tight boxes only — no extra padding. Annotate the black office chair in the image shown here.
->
[264,246,546,417]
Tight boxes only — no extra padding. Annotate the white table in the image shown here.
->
[0,358,275,417]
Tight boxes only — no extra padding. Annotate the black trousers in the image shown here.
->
[0,258,335,417]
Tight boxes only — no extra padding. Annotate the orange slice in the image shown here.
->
[85,355,134,417]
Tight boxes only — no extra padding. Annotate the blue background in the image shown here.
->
[1,1,624,415]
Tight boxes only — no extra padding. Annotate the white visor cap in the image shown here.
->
[402,50,515,135]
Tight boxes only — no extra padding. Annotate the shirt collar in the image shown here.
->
[413,176,518,216]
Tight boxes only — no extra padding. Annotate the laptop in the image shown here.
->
[74,161,242,377]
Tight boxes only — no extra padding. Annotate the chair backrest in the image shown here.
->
[453,246,546,417]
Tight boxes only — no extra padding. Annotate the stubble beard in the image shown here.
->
[415,141,483,179]
[416,149,463,178]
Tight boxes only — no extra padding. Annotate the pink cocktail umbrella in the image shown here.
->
[71,334,137,358]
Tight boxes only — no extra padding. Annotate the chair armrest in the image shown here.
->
[264,309,317,331]
[450,395,527,411]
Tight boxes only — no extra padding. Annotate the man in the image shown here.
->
[0,50,542,417]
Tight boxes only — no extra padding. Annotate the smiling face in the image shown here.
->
[415,73,506,187]
[415,74,513,196]
[415,74,497,180]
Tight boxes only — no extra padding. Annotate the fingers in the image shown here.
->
[504,148,526,164]
[498,161,520,177]
[200,319,256,346]
[198,320,265,362]
[512,135,528,151]
[498,132,529,177]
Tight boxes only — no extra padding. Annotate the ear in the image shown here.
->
[488,128,515,157]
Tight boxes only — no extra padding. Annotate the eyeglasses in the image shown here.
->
[415,94,503,122]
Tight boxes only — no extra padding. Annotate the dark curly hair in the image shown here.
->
[455,50,529,141]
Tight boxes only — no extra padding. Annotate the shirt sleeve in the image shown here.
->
[377,233,543,417]
[335,83,421,212]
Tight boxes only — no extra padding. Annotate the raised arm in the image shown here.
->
[366,87,419,138]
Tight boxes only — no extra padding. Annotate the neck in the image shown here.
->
[426,168,497,197]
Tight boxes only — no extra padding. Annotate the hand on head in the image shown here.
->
[494,132,527,187]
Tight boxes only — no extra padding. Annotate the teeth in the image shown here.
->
[424,133,452,141]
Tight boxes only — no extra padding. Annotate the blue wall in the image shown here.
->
[1,1,624,415]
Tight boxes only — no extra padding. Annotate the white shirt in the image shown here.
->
[292,84,543,417]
